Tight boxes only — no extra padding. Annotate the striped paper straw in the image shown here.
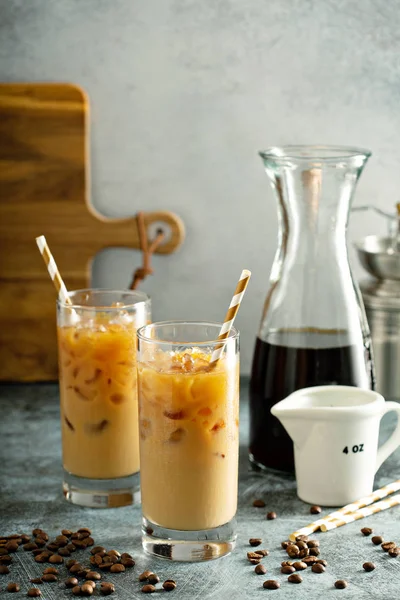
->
[35,235,72,305]
[321,493,400,532]
[209,269,251,367]
[289,479,400,541]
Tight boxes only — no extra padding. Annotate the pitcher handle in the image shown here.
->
[376,402,400,472]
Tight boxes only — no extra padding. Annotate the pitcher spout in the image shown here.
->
[270,399,310,450]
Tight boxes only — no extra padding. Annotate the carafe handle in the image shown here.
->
[376,402,400,472]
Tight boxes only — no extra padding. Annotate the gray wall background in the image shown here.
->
[1,0,399,373]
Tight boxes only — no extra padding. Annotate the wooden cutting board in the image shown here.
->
[0,83,185,382]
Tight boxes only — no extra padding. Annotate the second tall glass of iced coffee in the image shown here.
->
[137,321,240,561]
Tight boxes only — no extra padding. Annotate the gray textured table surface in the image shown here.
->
[0,380,400,600]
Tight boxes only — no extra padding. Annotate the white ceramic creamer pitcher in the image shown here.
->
[271,386,400,506]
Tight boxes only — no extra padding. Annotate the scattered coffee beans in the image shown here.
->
[389,547,400,557]
[310,506,322,515]
[371,535,383,545]
[69,564,83,574]
[309,547,320,556]
[247,552,261,561]
[139,571,153,582]
[361,527,373,536]
[43,567,58,575]
[317,559,328,567]
[307,540,320,548]
[288,573,302,584]
[266,512,277,520]
[286,544,300,558]
[255,564,267,575]
[312,563,325,573]
[298,548,309,558]
[86,571,101,580]
[66,577,79,588]
[249,538,262,547]
[42,574,57,583]
[23,542,38,552]
[62,530,73,537]
[81,583,94,596]
[7,582,20,593]
[30,578,42,584]
[72,586,82,596]
[263,580,280,589]
[281,541,290,549]
[281,560,293,567]
[255,549,269,557]
[163,580,177,592]
[0,565,10,574]
[253,499,266,508]
[148,573,160,584]
[27,588,41,597]
[141,584,156,594]
[100,582,115,595]
[363,562,375,572]
[303,556,318,566]
[110,563,125,573]
[49,554,63,564]
[335,580,348,589]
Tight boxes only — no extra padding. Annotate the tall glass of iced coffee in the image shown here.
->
[137,321,240,561]
[57,289,150,507]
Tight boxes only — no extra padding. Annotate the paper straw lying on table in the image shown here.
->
[289,479,400,540]
[320,493,400,532]
[209,269,251,367]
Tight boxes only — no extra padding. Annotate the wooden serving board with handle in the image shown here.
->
[0,83,185,382]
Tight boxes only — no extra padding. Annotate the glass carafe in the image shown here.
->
[249,146,375,473]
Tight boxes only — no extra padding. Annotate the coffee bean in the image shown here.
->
[66,559,78,569]
[163,579,176,592]
[84,537,95,547]
[381,541,396,552]
[86,571,101,580]
[288,573,302,584]
[253,499,266,508]
[335,580,348,589]
[72,586,82,596]
[249,558,261,565]
[0,565,10,574]
[5,541,19,553]
[7,535,22,540]
[281,561,293,567]
[296,535,309,542]
[91,546,106,555]
[255,564,267,575]
[307,540,320,548]
[0,548,9,556]
[66,577,79,588]
[43,567,58,575]
[263,580,280,590]
[46,544,58,553]
[266,512,277,520]
[249,538,262,547]
[27,589,41,597]
[67,544,77,552]
[34,554,48,563]
[107,550,121,558]
[310,505,322,515]
[281,565,295,574]
[141,584,156,594]
[49,554,63,564]
[148,574,160,584]
[110,564,125,573]
[20,535,31,544]
[72,539,87,549]
[7,583,20,592]
[303,556,318,566]
[99,563,113,571]
[299,548,309,558]
[77,528,92,535]
[58,547,71,557]
[371,535,383,545]
[32,550,44,557]
[281,541,290,549]
[32,529,44,537]
[85,581,96,589]
[139,571,153,582]
[104,555,119,565]
[309,547,320,556]
[0,555,12,565]
[293,561,307,571]
[317,559,328,567]
[69,564,83,574]
[100,582,115,595]
[362,561,375,571]
[389,547,400,557]
[81,583,94,596]
[62,530,73,537]
[77,569,91,579]
[24,542,38,551]
[42,574,57,582]
[120,553,133,560]
[120,557,135,568]
[248,552,261,560]
[312,563,325,573]
[296,541,307,550]
[30,578,42,584]
[55,535,69,547]
[361,527,373,536]
[35,538,47,547]
[255,549,269,557]
[90,555,103,566]
[286,544,300,558]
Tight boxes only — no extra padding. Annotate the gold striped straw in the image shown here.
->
[321,493,400,532]
[35,235,72,305]
[209,269,251,367]
[289,479,400,541]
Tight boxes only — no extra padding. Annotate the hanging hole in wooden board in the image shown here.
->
[147,221,172,245]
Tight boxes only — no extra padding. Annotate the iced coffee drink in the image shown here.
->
[57,289,150,507]
[137,321,239,561]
